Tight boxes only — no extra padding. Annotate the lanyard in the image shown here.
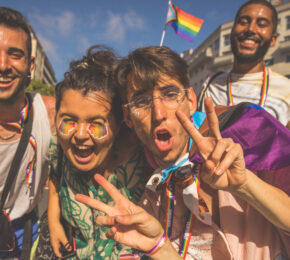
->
[227,67,269,107]
[4,100,37,189]
[164,165,201,259]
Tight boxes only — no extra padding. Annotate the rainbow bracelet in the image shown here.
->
[144,232,167,256]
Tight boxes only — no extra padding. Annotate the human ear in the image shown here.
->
[270,33,277,47]
[29,56,35,73]
[123,105,133,128]
[187,87,197,115]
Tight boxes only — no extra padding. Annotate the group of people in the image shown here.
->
[0,0,289,260]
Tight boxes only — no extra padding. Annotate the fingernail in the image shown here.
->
[215,168,223,175]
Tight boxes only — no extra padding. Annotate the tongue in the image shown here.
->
[76,148,92,158]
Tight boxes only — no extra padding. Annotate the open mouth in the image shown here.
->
[72,145,95,164]
[154,129,173,152]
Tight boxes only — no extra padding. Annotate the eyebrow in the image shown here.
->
[8,47,25,56]
[59,113,106,122]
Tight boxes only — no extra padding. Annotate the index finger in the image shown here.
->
[204,98,222,140]
[176,109,204,145]
[94,174,125,203]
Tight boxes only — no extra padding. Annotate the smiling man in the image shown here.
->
[91,45,290,259]
[0,7,55,259]
[198,0,290,128]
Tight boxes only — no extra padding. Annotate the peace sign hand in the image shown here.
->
[176,98,247,191]
[75,174,164,252]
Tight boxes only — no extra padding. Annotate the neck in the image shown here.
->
[232,59,264,74]
[0,91,26,122]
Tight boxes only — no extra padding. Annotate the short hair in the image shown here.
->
[115,46,190,103]
[0,7,32,58]
[234,0,278,33]
[55,45,122,123]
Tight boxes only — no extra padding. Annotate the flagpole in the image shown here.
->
[160,0,171,46]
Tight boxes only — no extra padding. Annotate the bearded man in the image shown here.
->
[198,0,290,128]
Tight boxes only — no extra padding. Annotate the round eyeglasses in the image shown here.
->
[124,87,188,116]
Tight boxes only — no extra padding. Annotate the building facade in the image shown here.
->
[181,1,290,96]
[29,26,56,87]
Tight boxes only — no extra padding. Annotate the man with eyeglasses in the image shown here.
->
[77,46,290,259]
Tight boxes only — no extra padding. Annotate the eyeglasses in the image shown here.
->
[124,87,188,114]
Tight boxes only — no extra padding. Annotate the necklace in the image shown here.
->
[0,131,17,140]
[227,66,269,107]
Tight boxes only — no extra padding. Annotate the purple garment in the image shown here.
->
[190,106,290,194]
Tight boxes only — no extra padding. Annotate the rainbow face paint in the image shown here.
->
[87,123,108,140]
[58,120,77,136]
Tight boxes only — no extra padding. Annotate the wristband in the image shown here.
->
[144,232,167,256]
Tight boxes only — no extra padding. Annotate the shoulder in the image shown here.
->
[40,95,56,132]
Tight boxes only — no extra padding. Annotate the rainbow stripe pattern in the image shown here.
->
[88,124,108,140]
[227,67,269,107]
[166,2,204,42]
[58,120,76,136]
[6,101,37,189]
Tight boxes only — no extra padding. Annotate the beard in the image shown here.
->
[0,73,30,104]
[230,33,272,64]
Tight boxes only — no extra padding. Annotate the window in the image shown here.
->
[287,16,290,30]
[285,36,290,41]
[224,34,230,46]
[264,59,274,66]
[212,38,220,53]
[286,55,290,63]
[286,75,290,79]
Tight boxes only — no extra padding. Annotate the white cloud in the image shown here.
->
[37,34,59,62]
[28,10,76,37]
[124,9,145,30]
[105,12,126,42]
[57,11,75,36]
[104,9,146,43]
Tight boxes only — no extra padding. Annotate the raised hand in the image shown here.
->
[176,97,247,191]
[75,174,164,252]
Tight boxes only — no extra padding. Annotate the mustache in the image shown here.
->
[0,70,31,78]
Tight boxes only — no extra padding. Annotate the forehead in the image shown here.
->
[0,24,28,52]
[237,4,273,22]
[127,74,184,98]
[59,89,113,118]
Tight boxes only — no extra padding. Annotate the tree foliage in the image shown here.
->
[26,79,55,96]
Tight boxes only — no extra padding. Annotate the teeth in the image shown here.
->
[75,146,90,150]
[0,77,13,82]
[243,39,255,44]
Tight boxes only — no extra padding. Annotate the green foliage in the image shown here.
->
[26,79,55,96]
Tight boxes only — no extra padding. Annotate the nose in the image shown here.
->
[74,123,90,141]
[152,96,167,122]
[0,51,10,73]
[246,21,257,34]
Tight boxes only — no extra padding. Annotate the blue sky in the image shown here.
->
[1,0,283,81]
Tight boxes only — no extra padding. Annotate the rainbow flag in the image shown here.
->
[166,2,204,42]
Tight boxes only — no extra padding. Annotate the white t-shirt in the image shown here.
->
[0,93,51,220]
[199,69,290,126]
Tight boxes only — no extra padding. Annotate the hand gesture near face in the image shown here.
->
[75,174,164,252]
[176,98,247,191]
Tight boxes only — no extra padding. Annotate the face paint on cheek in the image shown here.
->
[58,120,77,136]
[87,124,108,140]
[133,109,139,116]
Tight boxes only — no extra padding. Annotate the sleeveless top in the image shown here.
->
[0,93,51,220]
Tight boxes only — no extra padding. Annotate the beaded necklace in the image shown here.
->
[227,66,269,107]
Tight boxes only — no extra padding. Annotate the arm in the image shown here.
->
[48,176,71,257]
[177,97,290,232]
[233,170,290,232]
[75,174,182,260]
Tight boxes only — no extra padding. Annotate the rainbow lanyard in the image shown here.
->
[164,165,201,259]
[227,66,269,107]
[6,102,37,188]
